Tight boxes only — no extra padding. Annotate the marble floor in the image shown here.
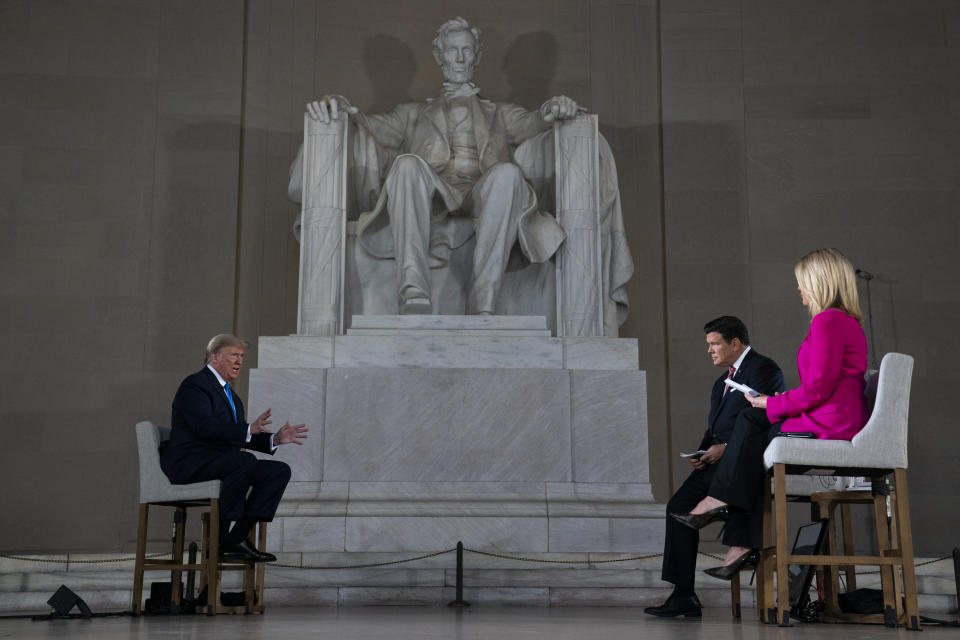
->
[0,606,954,640]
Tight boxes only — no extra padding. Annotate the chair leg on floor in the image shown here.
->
[207,502,220,616]
[171,506,187,611]
[871,479,897,627]
[731,573,742,619]
[893,469,920,631]
[255,521,267,613]
[131,503,149,616]
[774,464,791,627]
[760,471,776,623]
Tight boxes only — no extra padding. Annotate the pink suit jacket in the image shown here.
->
[766,308,869,440]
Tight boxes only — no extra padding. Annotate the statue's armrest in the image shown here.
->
[554,114,603,337]
[296,113,351,335]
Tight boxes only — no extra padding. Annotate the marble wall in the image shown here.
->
[1,0,958,558]
[0,0,244,551]
[660,0,960,554]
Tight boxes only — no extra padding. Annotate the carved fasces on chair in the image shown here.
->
[554,114,603,337]
[297,113,349,336]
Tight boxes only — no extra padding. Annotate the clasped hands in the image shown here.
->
[250,408,309,446]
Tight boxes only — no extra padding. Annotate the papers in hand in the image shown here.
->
[680,450,709,459]
[724,378,761,397]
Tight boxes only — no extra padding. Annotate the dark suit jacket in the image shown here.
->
[160,366,273,484]
[698,348,785,450]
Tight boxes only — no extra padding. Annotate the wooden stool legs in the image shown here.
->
[131,499,273,616]
[131,503,149,616]
[757,467,920,629]
[200,511,267,615]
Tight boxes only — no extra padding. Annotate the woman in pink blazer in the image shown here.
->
[670,248,868,578]
[763,307,869,439]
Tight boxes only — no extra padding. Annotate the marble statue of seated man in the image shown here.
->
[294,16,583,315]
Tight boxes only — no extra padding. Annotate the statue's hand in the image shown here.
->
[540,95,581,122]
[306,95,359,123]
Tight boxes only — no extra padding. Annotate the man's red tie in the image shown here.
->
[723,366,735,395]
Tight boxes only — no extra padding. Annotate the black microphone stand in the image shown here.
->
[855,268,878,369]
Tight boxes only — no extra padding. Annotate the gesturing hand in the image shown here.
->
[250,408,273,434]
[274,422,309,446]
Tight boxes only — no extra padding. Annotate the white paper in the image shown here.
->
[724,378,760,397]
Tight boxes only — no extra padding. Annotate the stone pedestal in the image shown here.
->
[248,316,663,604]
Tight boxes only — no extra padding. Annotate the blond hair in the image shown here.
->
[794,248,863,323]
[205,334,245,363]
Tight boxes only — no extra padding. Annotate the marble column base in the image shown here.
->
[247,332,661,591]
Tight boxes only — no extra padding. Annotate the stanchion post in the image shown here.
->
[448,541,470,608]
[952,547,959,614]
[186,541,198,603]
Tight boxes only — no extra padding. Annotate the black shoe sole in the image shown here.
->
[643,608,702,618]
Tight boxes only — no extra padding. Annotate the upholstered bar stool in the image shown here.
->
[132,420,268,615]
[757,353,919,629]
[132,421,221,615]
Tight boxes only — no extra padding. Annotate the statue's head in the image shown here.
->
[432,17,483,84]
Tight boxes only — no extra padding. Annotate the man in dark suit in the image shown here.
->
[160,334,308,562]
[644,316,784,617]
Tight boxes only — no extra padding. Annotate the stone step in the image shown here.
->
[1,553,955,614]
[257,335,640,369]
[347,315,551,336]
[347,328,553,336]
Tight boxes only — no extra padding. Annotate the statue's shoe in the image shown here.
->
[401,297,432,314]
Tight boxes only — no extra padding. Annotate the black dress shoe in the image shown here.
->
[220,539,277,563]
[669,505,729,530]
[218,545,248,560]
[703,549,760,580]
[644,592,702,618]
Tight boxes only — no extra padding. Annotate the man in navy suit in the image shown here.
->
[160,334,308,562]
[645,316,784,617]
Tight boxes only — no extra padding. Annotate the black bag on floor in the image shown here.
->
[838,588,884,614]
